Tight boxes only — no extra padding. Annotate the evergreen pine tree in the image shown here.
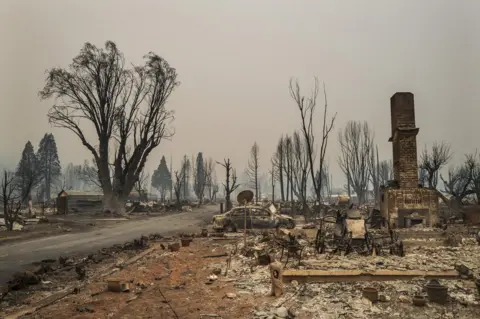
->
[151,156,172,201]
[16,141,40,201]
[194,152,205,200]
[37,133,61,200]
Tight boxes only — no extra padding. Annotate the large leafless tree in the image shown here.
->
[291,131,310,207]
[203,157,217,201]
[218,158,240,211]
[441,154,476,215]
[420,141,452,189]
[271,136,286,201]
[368,145,381,204]
[39,41,179,214]
[179,156,190,200]
[338,121,374,205]
[289,77,336,212]
[134,170,150,201]
[379,160,393,186]
[1,170,34,230]
[470,153,480,204]
[173,170,184,209]
[283,136,294,202]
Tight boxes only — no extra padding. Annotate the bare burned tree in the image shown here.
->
[1,170,34,230]
[283,135,294,202]
[440,154,476,215]
[39,41,179,214]
[173,170,184,209]
[338,121,374,205]
[218,158,240,211]
[289,77,336,209]
[420,141,452,189]
[269,161,275,203]
[75,159,103,190]
[368,145,381,204]
[246,142,260,202]
[379,160,393,186]
[470,153,480,203]
[134,170,150,201]
[204,157,216,201]
[291,131,310,208]
[313,162,333,204]
[271,136,286,201]
[322,164,333,202]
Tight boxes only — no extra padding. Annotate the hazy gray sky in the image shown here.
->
[1,0,479,187]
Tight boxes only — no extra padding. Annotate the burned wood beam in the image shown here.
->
[282,269,459,284]
[202,253,228,258]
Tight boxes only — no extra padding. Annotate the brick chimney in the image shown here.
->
[389,92,420,188]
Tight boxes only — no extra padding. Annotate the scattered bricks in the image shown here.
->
[168,242,181,252]
[181,237,193,247]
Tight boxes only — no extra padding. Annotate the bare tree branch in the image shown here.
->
[39,41,179,213]
[289,77,337,218]
[338,121,374,205]
[419,141,452,189]
[218,158,240,211]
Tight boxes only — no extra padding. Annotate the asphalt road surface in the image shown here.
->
[0,207,218,284]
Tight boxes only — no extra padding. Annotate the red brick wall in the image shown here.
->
[390,92,418,187]
[381,188,439,227]
[390,93,416,131]
[398,134,418,188]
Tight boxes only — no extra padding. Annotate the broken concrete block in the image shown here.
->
[274,306,288,318]
[225,292,236,299]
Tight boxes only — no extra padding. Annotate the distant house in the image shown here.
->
[62,190,104,213]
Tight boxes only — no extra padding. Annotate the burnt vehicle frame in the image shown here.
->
[212,204,295,232]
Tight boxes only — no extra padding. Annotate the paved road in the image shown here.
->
[0,208,217,284]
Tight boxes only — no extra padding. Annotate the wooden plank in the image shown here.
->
[282,269,459,283]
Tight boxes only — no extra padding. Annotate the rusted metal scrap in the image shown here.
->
[314,210,404,256]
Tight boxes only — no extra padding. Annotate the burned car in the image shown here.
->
[212,204,295,232]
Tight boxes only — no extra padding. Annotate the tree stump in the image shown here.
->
[269,261,283,297]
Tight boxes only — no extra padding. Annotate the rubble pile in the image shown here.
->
[254,278,479,319]
[299,246,480,273]
[217,229,480,318]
